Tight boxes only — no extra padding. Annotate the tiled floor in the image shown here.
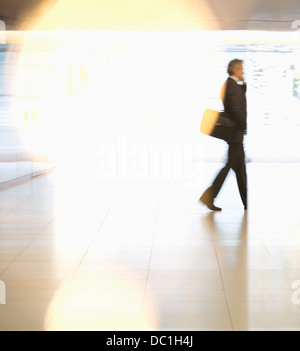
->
[1,163,300,330]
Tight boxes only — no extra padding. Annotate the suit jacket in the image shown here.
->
[221,77,247,143]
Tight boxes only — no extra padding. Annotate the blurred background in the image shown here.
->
[2,0,300,332]
[1,0,300,186]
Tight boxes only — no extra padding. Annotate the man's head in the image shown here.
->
[227,59,244,81]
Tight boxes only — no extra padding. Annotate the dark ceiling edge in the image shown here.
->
[0,0,58,30]
[0,17,298,31]
[0,16,19,29]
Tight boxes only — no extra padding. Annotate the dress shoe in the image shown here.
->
[205,202,222,211]
[199,196,222,211]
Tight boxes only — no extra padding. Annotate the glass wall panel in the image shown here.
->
[1,30,300,186]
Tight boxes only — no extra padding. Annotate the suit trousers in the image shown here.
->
[204,141,247,207]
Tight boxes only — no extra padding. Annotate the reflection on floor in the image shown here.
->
[1,163,300,331]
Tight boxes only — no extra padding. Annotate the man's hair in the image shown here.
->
[227,59,243,76]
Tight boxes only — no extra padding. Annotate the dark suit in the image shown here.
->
[202,77,248,208]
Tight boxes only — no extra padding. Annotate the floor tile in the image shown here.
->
[1,164,300,330]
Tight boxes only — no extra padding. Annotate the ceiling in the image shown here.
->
[1,0,300,31]
[0,0,56,28]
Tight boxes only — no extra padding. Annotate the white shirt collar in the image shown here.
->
[229,76,240,83]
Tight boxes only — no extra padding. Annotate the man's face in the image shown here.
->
[233,63,244,81]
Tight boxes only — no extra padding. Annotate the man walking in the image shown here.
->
[200,59,248,211]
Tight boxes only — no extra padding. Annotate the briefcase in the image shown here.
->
[200,108,236,142]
